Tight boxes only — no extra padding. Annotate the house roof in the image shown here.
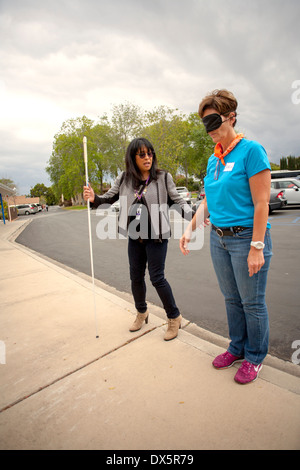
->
[0,183,16,197]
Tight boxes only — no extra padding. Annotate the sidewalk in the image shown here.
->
[0,218,299,450]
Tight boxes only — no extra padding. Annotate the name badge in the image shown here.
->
[136,204,143,221]
[224,162,235,172]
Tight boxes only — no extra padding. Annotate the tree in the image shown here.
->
[280,157,287,169]
[47,116,95,200]
[270,162,280,170]
[280,155,300,170]
[185,113,214,184]
[0,178,17,192]
[287,155,300,170]
[87,121,117,193]
[287,156,296,170]
[110,102,143,157]
[142,106,187,178]
[45,187,57,205]
[45,103,217,205]
[30,183,58,205]
[104,102,144,178]
[30,183,48,198]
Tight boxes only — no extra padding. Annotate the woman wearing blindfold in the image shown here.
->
[180,89,272,384]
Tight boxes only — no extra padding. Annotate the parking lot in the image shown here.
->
[268,206,300,225]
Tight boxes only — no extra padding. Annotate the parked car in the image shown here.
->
[175,186,191,204]
[197,188,205,200]
[16,204,38,215]
[191,189,287,215]
[192,199,201,213]
[31,203,42,212]
[271,178,300,204]
[268,188,287,213]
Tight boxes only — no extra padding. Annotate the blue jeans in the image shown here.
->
[128,238,180,319]
[210,228,272,365]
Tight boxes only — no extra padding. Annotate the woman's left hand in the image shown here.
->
[247,247,265,277]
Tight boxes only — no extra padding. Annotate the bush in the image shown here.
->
[0,200,8,220]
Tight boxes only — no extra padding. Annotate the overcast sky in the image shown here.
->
[0,0,299,195]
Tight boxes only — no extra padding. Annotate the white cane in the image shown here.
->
[83,136,99,338]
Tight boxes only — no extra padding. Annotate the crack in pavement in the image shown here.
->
[0,325,160,414]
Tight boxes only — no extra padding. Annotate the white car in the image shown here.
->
[271,178,300,204]
[32,203,42,212]
[16,204,38,215]
[175,186,191,204]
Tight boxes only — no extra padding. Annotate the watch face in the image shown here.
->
[252,241,264,249]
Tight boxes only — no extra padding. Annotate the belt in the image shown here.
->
[212,224,249,237]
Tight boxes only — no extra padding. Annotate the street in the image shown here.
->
[15,205,300,363]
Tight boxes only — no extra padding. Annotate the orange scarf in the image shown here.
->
[214,133,244,166]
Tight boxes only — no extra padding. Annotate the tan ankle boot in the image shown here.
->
[164,315,182,341]
[129,311,149,332]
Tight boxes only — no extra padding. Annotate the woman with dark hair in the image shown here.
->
[84,137,192,340]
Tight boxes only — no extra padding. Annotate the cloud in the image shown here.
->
[0,0,299,195]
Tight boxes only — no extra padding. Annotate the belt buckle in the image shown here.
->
[216,227,224,237]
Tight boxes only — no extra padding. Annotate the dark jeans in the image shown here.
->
[128,238,180,319]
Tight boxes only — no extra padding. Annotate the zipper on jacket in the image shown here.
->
[156,181,163,242]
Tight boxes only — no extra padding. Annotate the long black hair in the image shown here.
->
[124,137,160,189]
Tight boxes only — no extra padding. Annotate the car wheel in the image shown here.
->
[25,211,30,215]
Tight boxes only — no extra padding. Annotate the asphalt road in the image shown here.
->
[16,205,300,363]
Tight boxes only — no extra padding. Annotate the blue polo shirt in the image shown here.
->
[204,138,271,228]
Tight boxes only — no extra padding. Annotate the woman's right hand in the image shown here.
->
[179,229,192,255]
[83,183,95,203]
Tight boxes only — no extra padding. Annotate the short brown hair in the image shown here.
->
[198,89,238,126]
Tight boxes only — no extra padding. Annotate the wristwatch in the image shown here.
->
[250,241,265,250]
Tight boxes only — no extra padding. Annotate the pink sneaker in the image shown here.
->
[234,360,263,384]
[212,351,243,369]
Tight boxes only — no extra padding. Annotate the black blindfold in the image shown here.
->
[202,113,223,133]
